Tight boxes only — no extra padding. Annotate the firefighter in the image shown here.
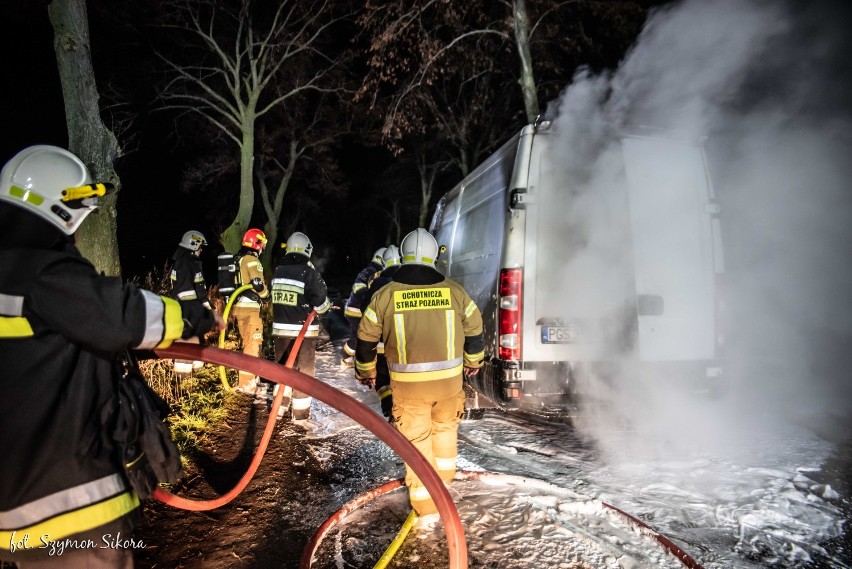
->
[341,247,385,366]
[359,244,402,420]
[0,145,223,566]
[170,230,213,374]
[355,229,484,515]
[270,231,332,421]
[232,228,269,393]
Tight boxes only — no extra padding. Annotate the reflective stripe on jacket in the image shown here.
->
[170,247,210,308]
[0,243,182,556]
[343,261,382,317]
[0,474,139,548]
[271,254,331,338]
[235,252,268,305]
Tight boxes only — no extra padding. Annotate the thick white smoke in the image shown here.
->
[543,0,852,461]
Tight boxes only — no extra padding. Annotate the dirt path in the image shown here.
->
[134,395,332,569]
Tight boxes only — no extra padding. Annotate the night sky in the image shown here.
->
[1,1,403,288]
[2,0,676,289]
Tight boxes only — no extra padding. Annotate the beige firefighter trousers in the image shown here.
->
[391,375,465,515]
[232,305,264,387]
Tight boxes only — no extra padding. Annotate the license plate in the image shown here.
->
[541,326,581,343]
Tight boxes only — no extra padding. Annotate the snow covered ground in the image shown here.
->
[292,343,847,568]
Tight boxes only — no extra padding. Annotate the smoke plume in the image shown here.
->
[544,0,852,460]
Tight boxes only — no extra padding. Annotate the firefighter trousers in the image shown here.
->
[232,305,264,387]
[391,375,465,515]
[274,336,316,420]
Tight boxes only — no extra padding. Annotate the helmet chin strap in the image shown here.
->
[0,201,67,249]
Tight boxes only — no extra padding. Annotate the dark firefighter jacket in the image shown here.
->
[355,265,485,382]
[0,238,185,560]
[170,246,211,309]
[343,260,383,319]
[271,253,331,338]
[362,264,400,355]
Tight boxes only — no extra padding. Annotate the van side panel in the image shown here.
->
[621,136,716,361]
[450,161,514,352]
[432,135,520,354]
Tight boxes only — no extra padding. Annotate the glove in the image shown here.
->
[181,303,218,339]
[463,366,480,378]
[355,369,375,388]
[250,277,264,292]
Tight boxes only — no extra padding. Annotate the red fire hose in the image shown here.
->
[300,480,406,568]
[152,342,468,569]
[151,311,317,511]
[303,471,704,569]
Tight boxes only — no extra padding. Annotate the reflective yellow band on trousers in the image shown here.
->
[389,363,463,382]
[409,486,432,501]
[0,492,139,550]
[435,457,456,470]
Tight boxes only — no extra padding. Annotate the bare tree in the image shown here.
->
[512,0,539,123]
[155,0,349,253]
[411,141,454,228]
[253,92,349,267]
[356,1,533,145]
[48,0,122,275]
[357,0,649,160]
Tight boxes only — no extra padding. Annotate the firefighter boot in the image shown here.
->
[292,394,311,421]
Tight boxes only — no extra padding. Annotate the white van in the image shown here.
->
[430,120,726,414]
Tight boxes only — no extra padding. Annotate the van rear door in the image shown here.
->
[622,136,719,362]
[526,132,636,364]
[525,132,720,366]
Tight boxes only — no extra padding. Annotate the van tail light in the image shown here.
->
[498,268,523,360]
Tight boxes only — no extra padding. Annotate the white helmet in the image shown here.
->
[382,244,401,267]
[400,228,438,267]
[373,247,387,267]
[286,231,313,258]
[0,145,114,235]
[180,230,207,251]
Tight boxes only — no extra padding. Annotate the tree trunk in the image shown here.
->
[48,0,122,276]
[513,0,540,124]
[416,157,435,229]
[221,117,257,253]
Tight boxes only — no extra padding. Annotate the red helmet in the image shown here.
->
[242,228,267,252]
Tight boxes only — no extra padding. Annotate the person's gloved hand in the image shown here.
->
[250,277,264,292]
[181,303,224,339]
[355,368,375,388]
[463,366,480,378]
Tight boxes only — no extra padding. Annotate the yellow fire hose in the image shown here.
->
[217,283,255,391]
[373,510,418,569]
